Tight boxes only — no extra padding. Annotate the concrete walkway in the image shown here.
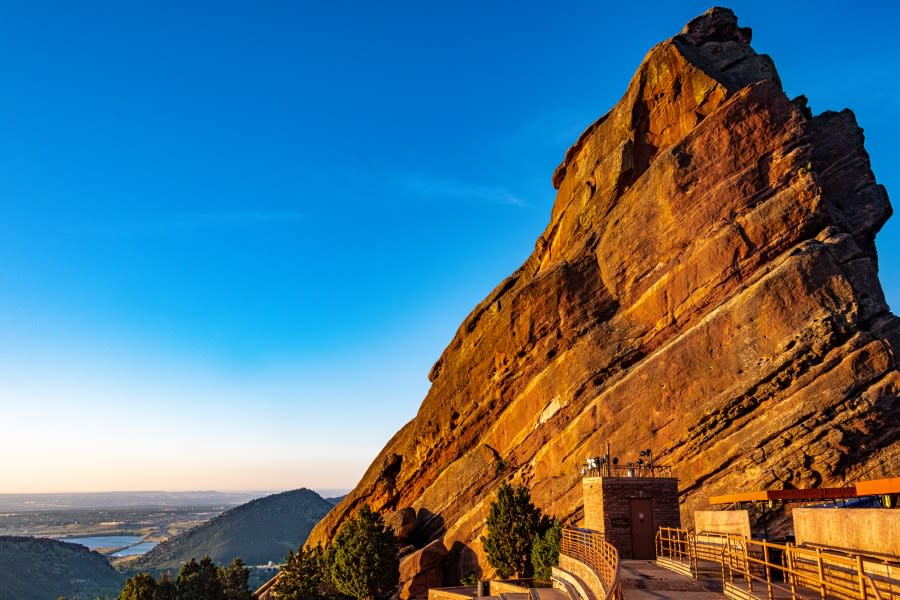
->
[619,560,722,600]
[533,588,572,600]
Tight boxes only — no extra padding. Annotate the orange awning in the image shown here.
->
[855,477,900,497]
[708,477,899,505]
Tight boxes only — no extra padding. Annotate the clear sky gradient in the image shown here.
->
[2,1,898,492]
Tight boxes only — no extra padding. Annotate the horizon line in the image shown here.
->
[0,487,352,496]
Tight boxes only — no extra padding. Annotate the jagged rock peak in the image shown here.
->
[673,6,779,93]
[551,7,778,191]
[677,7,752,45]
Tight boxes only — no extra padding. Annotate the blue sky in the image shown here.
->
[1,1,897,492]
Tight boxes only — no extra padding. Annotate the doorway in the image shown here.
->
[630,498,655,559]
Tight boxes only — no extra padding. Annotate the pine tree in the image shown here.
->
[274,544,335,600]
[118,572,158,600]
[155,573,177,600]
[481,482,551,579]
[175,556,223,600]
[530,519,562,581]
[218,558,253,600]
[118,571,176,600]
[329,506,399,600]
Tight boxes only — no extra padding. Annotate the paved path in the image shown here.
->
[533,588,571,600]
[619,560,723,600]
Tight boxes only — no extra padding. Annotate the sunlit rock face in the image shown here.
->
[308,6,899,590]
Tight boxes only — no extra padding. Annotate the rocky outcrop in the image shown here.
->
[398,540,449,600]
[385,508,418,543]
[308,7,899,593]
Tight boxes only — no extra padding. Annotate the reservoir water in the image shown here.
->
[59,535,157,556]
[113,541,157,556]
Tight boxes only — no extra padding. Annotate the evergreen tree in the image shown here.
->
[329,506,399,600]
[530,519,562,581]
[481,482,552,579]
[218,558,253,600]
[118,572,158,600]
[155,573,177,600]
[176,556,223,600]
[175,559,201,599]
[118,571,177,600]
[274,544,335,600]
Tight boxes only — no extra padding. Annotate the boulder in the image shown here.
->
[398,539,448,600]
[385,507,417,544]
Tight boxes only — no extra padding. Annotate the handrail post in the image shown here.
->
[743,537,752,592]
[672,531,681,561]
[690,531,698,577]
[857,554,867,600]
[816,547,827,600]
[763,542,774,600]
[723,538,730,585]
[786,543,797,599]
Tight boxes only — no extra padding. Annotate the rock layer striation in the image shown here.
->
[308,7,899,592]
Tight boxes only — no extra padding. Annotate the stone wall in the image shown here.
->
[551,567,592,600]
[694,510,751,537]
[793,509,900,556]
[427,587,475,600]
[556,554,605,600]
[487,581,530,594]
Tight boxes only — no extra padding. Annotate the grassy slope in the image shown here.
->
[0,536,124,600]
[132,488,333,571]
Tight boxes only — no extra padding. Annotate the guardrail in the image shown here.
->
[560,528,622,600]
[656,527,900,599]
[582,465,674,478]
[253,572,278,599]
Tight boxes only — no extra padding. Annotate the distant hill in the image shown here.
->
[132,488,333,570]
[0,536,124,600]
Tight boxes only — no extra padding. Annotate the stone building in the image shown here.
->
[581,468,680,559]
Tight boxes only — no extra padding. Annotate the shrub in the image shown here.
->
[481,482,552,579]
[329,506,399,600]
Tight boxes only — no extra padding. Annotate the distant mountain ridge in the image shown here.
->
[0,536,124,600]
[133,488,333,570]
[0,490,270,512]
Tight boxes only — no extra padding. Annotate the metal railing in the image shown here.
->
[656,527,900,599]
[560,528,623,600]
[582,464,674,478]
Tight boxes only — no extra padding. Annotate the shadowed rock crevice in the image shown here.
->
[306,7,899,595]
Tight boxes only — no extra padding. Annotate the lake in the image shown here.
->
[112,541,157,556]
[59,535,157,556]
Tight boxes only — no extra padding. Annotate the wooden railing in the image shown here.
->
[560,528,622,600]
[656,527,900,599]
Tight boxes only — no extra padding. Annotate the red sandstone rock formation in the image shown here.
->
[308,7,899,595]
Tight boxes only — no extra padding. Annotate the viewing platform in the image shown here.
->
[543,475,900,600]
[422,472,900,600]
